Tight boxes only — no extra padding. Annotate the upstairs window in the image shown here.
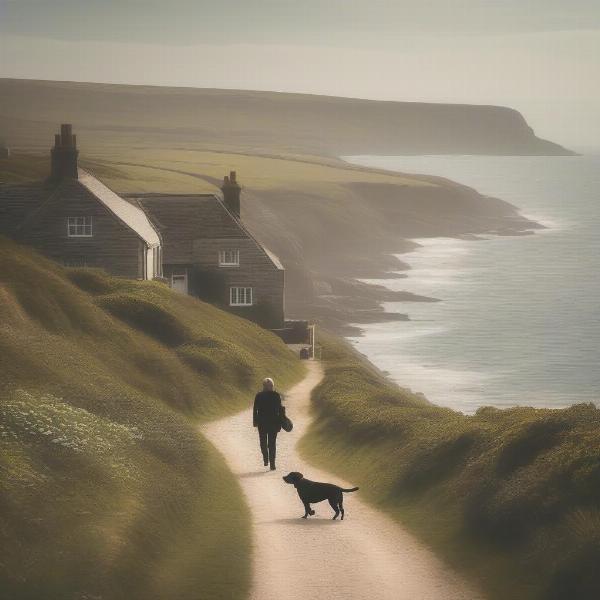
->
[230,286,253,306]
[219,249,240,267]
[67,216,93,237]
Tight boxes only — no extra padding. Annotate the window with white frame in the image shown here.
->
[230,286,253,306]
[67,216,93,237]
[219,249,240,266]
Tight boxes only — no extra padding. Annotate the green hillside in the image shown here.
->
[0,236,304,599]
[300,333,600,600]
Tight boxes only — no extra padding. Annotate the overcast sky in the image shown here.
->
[1,0,599,148]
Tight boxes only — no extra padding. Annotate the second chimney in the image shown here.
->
[221,170,241,218]
[50,123,79,181]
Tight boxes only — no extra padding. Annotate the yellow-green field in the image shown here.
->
[90,147,432,191]
[0,146,432,192]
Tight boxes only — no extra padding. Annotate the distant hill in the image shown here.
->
[0,78,572,156]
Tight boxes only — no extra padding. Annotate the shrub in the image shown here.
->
[98,293,191,346]
[400,431,479,492]
[177,340,223,378]
[178,338,257,389]
[495,417,569,476]
[66,267,117,295]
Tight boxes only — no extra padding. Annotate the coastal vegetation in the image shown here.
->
[300,333,600,600]
[0,237,304,599]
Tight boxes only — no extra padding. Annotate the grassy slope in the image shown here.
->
[0,236,304,599]
[300,333,600,600]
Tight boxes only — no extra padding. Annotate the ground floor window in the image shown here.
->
[230,286,253,306]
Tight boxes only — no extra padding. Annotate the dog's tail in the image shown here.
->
[341,487,359,493]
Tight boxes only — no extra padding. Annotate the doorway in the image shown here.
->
[171,271,188,294]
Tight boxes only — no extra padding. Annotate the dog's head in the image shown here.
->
[283,471,304,485]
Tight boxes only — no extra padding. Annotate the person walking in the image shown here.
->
[253,377,283,470]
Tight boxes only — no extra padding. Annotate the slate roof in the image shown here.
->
[78,170,160,247]
[134,193,283,269]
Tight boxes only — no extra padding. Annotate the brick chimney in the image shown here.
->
[221,170,241,218]
[50,124,79,181]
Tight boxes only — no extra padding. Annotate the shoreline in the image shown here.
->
[336,154,558,412]
[340,153,594,413]
[334,221,542,338]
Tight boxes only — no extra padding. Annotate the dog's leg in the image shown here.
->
[302,501,313,518]
[339,494,345,520]
[328,498,340,520]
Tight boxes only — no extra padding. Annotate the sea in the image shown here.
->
[343,154,600,414]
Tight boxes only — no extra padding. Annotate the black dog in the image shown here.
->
[283,471,359,519]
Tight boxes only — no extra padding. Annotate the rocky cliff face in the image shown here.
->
[0,78,572,156]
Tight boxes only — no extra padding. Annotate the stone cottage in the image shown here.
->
[0,124,161,279]
[0,124,287,330]
[134,176,285,328]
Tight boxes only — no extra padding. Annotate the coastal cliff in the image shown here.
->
[0,78,572,157]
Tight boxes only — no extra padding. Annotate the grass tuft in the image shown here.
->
[67,266,118,295]
[98,292,192,347]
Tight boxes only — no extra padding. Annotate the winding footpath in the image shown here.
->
[202,361,483,600]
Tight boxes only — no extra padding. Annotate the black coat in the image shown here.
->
[253,391,283,431]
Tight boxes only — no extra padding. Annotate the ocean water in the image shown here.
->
[343,154,600,413]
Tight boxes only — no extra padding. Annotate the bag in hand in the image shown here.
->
[281,406,293,432]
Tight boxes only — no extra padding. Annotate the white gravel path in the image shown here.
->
[203,361,484,600]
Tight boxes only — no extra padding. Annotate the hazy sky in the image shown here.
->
[1,0,599,148]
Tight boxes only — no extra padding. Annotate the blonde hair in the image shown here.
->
[262,377,275,390]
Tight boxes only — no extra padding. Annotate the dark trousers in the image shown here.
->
[258,427,278,468]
